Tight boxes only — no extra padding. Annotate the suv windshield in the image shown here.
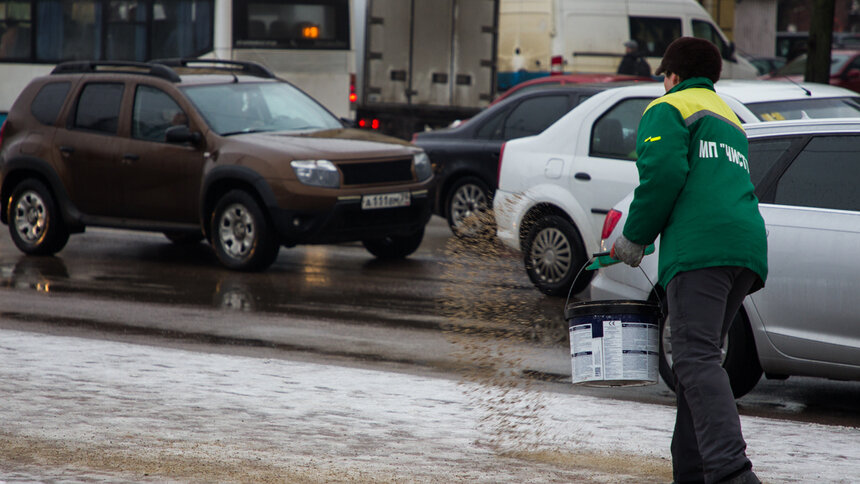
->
[181,81,342,135]
[745,97,860,121]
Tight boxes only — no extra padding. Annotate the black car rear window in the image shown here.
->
[31,82,71,126]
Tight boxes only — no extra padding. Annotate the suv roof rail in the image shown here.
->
[51,60,181,82]
[151,58,276,79]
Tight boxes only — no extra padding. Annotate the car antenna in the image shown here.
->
[781,74,812,96]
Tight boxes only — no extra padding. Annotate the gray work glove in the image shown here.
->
[610,234,646,268]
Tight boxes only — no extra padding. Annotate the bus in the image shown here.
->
[0,0,355,124]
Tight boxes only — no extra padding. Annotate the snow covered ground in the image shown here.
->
[1,329,858,483]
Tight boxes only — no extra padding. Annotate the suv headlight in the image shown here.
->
[291,159,340,188]
[414,152,432,181]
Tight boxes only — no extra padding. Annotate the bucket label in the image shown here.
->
[570,324,601,382]
[602,321,623,380]
[569,319,659,385]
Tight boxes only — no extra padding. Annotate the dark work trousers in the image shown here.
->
[666,266,758,484]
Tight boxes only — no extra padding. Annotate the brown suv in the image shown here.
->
[0,60,433,271]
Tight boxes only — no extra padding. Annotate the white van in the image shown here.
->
[498,0,758,85]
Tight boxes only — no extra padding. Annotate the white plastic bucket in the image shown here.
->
[565,300,661,387]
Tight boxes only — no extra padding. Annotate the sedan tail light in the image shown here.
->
[601,209,623,240]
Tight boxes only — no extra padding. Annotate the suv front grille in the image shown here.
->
[338,158,414,185]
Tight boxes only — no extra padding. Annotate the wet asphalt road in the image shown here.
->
[1,217,858,428]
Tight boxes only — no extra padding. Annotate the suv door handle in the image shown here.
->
[60,146,74,156]
[122,153,140,164]
[574,172,591,181]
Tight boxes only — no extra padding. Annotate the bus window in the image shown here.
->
[151,0,213,59]
[107,1,148,61]
[0,1,32,59]
[233,0,350,49]
[36,1,101,61]
[1,0,213,63]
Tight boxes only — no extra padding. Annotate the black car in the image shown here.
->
[413,84,609,236]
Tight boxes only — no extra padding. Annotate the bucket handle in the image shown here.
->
[564,250,665,319]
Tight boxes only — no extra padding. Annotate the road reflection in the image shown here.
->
[0,233,455,325]
[0,256,68,294]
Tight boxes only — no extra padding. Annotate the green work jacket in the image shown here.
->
[622,77,768,290]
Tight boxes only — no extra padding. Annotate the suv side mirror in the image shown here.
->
[165,125,202,145]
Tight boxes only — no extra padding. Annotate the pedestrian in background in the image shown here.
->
[611,37,768,484]
[617,39,651,77]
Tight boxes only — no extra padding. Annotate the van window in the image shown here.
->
[692,20,731,60]
[629,17,681,57]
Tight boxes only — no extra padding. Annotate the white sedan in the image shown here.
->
[591,119,860,397]
[493,80,860,296]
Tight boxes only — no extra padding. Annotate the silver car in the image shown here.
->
[590,119,860,397]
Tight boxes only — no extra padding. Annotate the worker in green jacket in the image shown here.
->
[611,37,768,484]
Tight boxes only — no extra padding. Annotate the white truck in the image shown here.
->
[353,0,499,139]
[497,0,758,89]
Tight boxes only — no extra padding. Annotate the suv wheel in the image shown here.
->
[523,214,591,296]
[8,179,69,255]
[362,226,425,259]
[446,177,491,237]
[658,307,763,398]
[210,190,279,271]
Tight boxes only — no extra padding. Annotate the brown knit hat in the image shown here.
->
[655,37,722,83]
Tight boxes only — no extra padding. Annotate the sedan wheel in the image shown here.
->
[447,177,491,237]
[523,214,590,296]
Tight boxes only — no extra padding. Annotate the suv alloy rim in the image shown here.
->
[530,227,571,282]
[450,183,487,230]
[14,190,47,243]
[218,203,256,259]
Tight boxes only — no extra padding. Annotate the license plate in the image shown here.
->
[361,192,411,210]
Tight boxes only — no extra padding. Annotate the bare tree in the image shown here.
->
[805,0,836,83]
